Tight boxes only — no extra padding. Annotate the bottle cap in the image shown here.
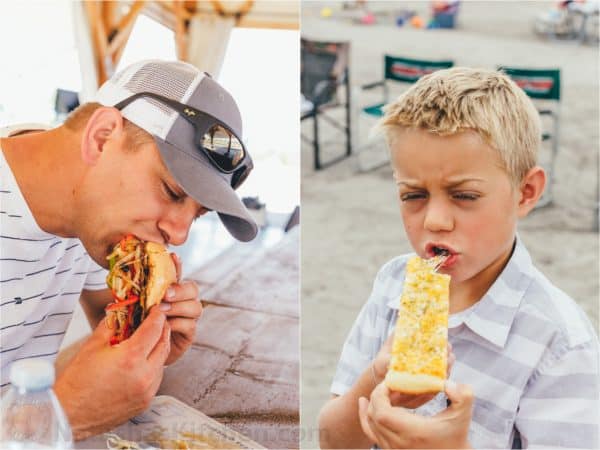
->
[9,359,55,391]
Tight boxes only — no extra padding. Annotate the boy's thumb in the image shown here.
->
[445,380,474,409]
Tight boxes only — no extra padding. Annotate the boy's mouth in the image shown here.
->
[425,243,459,268]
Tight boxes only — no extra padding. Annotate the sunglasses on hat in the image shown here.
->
[114,91,253,190]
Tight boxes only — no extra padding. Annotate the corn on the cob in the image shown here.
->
[384,255,450,394]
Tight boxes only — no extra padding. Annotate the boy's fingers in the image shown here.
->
[358,397,378,444]
[369,382,393,410]
[444,380,474,410]
[448,351,456,374]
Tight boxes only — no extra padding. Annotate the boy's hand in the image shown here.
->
[358,381,473,449]
[372,335,455,409]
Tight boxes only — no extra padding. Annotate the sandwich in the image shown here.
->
[385,253,450,394]
[105,235,176,345]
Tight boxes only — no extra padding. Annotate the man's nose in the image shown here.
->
[423,197,454,232]
[158,203,196,245]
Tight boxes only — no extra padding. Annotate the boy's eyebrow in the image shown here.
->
[443,177,485,188]
[396,177,485,188]
[397,180,424,188]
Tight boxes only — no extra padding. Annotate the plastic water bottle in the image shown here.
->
[1,359,73,449]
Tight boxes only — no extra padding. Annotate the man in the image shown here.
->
[0,60,257,440]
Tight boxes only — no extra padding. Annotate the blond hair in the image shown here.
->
[63,102,154,150]
[379,67,541,184]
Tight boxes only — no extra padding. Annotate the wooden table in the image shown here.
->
[158,225,299,449]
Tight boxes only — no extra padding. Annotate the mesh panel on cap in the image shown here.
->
[124,61,197,116]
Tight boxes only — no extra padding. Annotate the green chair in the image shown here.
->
[358,56,454,171]
[301,39,351,170]
[500,67,561,208]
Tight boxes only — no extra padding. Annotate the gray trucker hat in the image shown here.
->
[95,60,258,242]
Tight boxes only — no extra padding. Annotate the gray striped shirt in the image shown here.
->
[331,237,599,449]
[1,126,108,390]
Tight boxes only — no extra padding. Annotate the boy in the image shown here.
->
[318,67,599,449]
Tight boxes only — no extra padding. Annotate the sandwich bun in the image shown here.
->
[144,241,177,310]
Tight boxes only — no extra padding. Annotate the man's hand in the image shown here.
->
[54,307,171,441]
[372,334,455,409]
[160,253,203,366]
[358,381,474,449]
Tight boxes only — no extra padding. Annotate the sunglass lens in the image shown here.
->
[231,166,251,190]
[202,125,245,171]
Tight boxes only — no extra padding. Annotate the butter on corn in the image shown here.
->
[384,255,450,394]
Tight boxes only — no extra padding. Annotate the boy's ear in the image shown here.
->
[80,107,124,165]
[517,166,547,218]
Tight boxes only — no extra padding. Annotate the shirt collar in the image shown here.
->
[464,235,534,348]
[386,235,534,349]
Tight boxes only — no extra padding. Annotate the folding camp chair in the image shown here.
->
[357,55,454,171]
[500,67,561,208]
[301,38,351,170]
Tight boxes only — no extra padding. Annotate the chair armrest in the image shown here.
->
[312,79,337,107]
[362,80,385,90]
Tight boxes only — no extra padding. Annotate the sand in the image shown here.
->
[300,2,599,448]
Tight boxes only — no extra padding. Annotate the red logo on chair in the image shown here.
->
[513,77,554,94]
[391,63,436,81]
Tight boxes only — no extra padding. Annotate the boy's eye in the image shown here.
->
[400,192,427,201]
[452,192,479,201]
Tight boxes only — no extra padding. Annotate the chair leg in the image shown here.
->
[345,80,352,157]
[313,112,321,170]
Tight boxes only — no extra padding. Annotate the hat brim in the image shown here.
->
[153,136,258,242]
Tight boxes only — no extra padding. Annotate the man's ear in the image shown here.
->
[517,166,547,218]
[80,107,124,165]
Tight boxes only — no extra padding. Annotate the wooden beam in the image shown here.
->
[209,0,254,19]
[237,18,299,30]
[84,1,111,85]
[151,1,298,31]
[173,1,188,61]
[102,1,118,32]
[106,1,146,58]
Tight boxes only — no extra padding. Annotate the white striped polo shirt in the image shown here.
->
[1,126,108,390]
[331,236,599,449]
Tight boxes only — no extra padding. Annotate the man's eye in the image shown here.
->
[452,192,479,201]
[163,182,184,202]
[400,192,427,201]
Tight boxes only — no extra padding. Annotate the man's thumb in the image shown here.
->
[445,380,474,409]
[92,315,115,343]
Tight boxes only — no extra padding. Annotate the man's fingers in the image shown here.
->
[166,317,198,341]
[358,397,378,444]
[92,313,118,345]
[127,307,167,357]
[163,280,199,303]
[170,253,182,282]
[160,298,203,320]
[147,318,171,368]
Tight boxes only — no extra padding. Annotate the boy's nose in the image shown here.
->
[423,200,454,232]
